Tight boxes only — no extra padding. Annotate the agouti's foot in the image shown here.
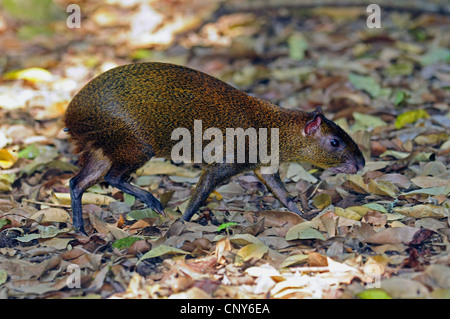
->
[72,223,88,236]
[149,199,165,216]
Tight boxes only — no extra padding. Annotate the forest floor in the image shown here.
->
[0,0,449,299]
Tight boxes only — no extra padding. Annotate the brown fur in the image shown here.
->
[65,62,364,232]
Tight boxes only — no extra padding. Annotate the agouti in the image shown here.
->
[64,62,365,233]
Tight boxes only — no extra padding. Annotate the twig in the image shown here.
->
[288,266,330,273]
[201,208,255,213]
[22,199,71,208]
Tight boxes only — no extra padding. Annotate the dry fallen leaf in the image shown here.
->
[1,3,449,301]
[411,176,449,188]
[236,242,269,262]
[30,208,71,224]
[364,226,419,244]
[53,192,116,206]
[379,278,430,298]
[0,149,18,169]
[215,237,232,265]
[393,204,447,218]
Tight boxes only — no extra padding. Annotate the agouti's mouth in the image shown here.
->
[329,157,365,174]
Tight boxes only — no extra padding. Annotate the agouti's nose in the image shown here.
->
[356,157,365,171]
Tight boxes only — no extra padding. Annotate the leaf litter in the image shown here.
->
[0,0,449,299]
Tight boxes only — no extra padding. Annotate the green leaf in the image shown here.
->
[363,203,387,213]
[217,222,238,232]
[280,254,309,268]
[15,233,41,243]
[353,112,388,130]
[0,270,8,286]
[137,245,189,264]
[358,288,392,299]
[126,208,160,221]
[379,150,410,159]
[229,234,263,246]
[348,73,382,97]
[18,144,41,159]
[236,242,269,262]
[420,47,450,66]
[393,91,406,106]
[2,0,65,23]
[0,219,11,229]
[17,25,54,40]
[409,28,427,42]
[395,109,430,129]
[130,49,153,60]
[112,237,141,249]
[286,223,326,241]
[403,185,450,197]
[39,225,69,238]
[384,61,414,77]
[124,193,136,207]
[15,225,70,242]
[288,32,308,61]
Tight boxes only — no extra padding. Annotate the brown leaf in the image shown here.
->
[424,264,450,289]
[241,217,265,236]
[60,247,89,261]
[165,218,186,238]
[362,211,387,229]
[343,175,369,194]
[350,222,377,242]
[375,173,411,189]
[117,214,125,228]
[86,261,112,292]
[215,237,232,265]
[364,227,419,244]
[371,140,387,156]
[320,211,337,237]
[380,278,429,298]
[127,219,152,234]
[307,252,328,267]
[411,176,449,188]
[258,210,304,227]
[409,228,435,245]
[175,256,217,279]
[394,204,447,218]
[127,240,151,255]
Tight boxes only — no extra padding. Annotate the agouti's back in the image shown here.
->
[65,62,270,167]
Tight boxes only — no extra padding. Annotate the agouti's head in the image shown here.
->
[301,108,365,174]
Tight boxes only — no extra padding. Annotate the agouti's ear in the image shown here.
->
[304,113,322,136]
[315,106,323,114]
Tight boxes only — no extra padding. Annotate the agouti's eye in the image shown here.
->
[330,138,340,148]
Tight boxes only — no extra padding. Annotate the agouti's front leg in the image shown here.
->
[254,168,305,219]
[182,163,254,222]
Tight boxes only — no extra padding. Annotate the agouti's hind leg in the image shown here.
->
[70,149,112,234]
[104,165,164,214]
